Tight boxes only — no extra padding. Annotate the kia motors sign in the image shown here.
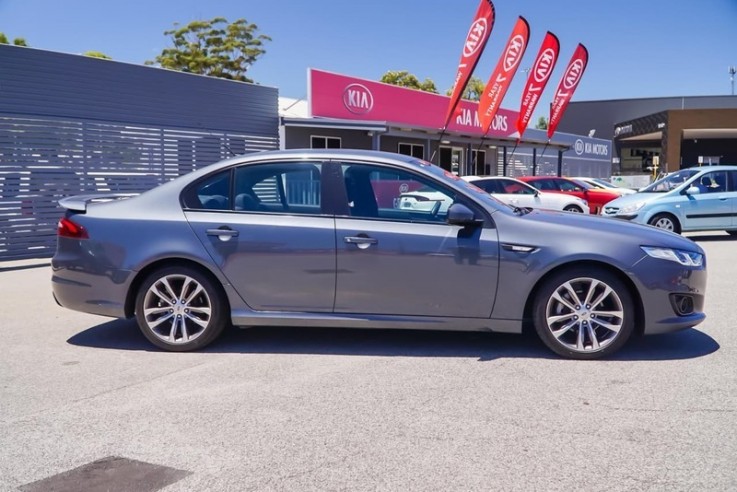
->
[309,69,519,138]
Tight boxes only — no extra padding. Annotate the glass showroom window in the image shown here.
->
[398,143,424,159]
[311,136,341,149]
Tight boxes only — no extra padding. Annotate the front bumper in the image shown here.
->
[630,255,707,335]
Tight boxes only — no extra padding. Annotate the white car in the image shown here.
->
[572,177,637,195]
[397,185,453,214]
[463,176,590,213]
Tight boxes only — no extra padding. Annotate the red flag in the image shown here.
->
[443,0,496,129]
[547,43,589,139]
[516,31,560,137]
[478,16,530,135]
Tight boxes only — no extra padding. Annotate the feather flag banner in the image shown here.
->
[443,0,496,129]
[547,43,589,139]
[516,31,560,137]
[478,16,530,135]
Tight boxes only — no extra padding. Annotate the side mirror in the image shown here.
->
[684,186,700,195]
[447,203,481,226]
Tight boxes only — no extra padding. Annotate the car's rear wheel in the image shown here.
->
[648,213,680,233]
[533,267,635,360]
[135,266,228,351]
[563,205,583,213]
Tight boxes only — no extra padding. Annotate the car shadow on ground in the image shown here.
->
[689,233,736,242]
[67,319,720,362]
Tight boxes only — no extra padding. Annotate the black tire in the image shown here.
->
[533,266,635,360]
[648,213,681,234]
[563,205,583,213]
[135,266,228,351]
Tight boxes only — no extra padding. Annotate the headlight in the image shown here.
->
[641,246,704,267]
[619,201,646,214]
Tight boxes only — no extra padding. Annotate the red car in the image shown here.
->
[517,176,621,215]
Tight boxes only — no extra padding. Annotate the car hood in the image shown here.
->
[511,208,702,253]
[605,192,662,208]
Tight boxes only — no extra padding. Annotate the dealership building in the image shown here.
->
[555,96,737,175]
[280,69,613,178]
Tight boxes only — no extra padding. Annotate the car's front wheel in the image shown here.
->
[135,266,228,351]
[649,213,680,233]
[533,267,635,359]
[563,205,584,213]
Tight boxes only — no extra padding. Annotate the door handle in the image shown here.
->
[344,236,378,245]
[207,227,239,240]
[344,236,378,249]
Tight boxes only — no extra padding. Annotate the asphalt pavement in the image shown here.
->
[1,232,735,491]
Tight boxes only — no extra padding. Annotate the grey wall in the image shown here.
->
[0,45,279,261]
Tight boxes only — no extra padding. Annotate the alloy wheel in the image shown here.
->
[544,277,625,354]
[142,274,212,345]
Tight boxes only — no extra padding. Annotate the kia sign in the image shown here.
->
[342,84,374,114]
[563,60,585,90]
[463,18,489,57]
[533,48,556,83]
[503,35,526,72]
[574,139,584,155]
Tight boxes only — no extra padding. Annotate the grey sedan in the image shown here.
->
[52,149,707,359]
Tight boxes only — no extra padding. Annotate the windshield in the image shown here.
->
[590,178,618,189]
[641,169,700,192]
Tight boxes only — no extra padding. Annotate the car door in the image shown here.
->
[184,161,337,312]
[681,170,732,230]
[333,161,500,318]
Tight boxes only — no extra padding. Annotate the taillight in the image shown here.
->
[57,217,89,239]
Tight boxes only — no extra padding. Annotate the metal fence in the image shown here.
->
[0,45,279,261]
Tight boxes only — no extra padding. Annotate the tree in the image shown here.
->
[380,71,438,93]
[84,51,112,60]
[0,32,28,46]
[446,76,485,101]
[535,116,549,130]
[147,17,271,83]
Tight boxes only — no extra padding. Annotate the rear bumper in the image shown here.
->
[51,257,133,318]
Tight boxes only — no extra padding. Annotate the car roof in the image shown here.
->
[688,165,737,171]
[463,175,523,181]
[173,148,437,184]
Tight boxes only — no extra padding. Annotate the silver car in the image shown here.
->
[52,149,707,359]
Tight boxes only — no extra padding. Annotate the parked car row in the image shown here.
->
[450,169,737,236]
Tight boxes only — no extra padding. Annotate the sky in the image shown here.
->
[2,0,737,120]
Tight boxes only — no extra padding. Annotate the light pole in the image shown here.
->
[730,66,736,96]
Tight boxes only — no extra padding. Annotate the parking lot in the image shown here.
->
[1,233,736,491]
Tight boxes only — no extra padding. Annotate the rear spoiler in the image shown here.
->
[59,193,138,212]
